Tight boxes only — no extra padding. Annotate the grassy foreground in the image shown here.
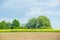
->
[0,29,60,32]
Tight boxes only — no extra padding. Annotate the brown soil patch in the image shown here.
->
[0,32,60,40]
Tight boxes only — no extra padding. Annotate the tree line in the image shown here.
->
[0,16,52,29]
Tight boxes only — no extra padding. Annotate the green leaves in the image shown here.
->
[26,18,37,29]
[11,19,20,29]
[0,19,20,29]
[37,16,52,29]
[0,21,10,29]
[26,16,52,29]
[0,16,52,29]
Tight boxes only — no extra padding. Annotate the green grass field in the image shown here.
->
[0,29,60,32]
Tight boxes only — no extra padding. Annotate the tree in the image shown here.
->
[11,19,20,29]
[26,18,37,29]
[0,21,10,29]
[0,21,6,29]
[26,16,52,29]
[36,16,52,29]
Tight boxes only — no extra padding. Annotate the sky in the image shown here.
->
[0,0,60,29]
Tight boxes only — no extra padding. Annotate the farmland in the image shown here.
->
[0,32,60,40]
[0,29,60,40]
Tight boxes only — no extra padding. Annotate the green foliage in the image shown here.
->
[0,16,52,29]
[26,16,52,29]
[26,18,37,29]
[0,21,6,29]
[36,16,52,29]
[11,19,20,29]
[0,21,10,29]
[19,26,28,29]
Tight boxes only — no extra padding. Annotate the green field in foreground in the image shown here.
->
[0,29,60,32]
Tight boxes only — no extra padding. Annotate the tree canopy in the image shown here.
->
[36,16,52,29]
[0,16,52,29]
[26,16,52,29]
[11,19,20,29]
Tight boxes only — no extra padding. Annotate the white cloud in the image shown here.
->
[1,0,60,18]
[26,7,60,17]
[24,0,60,8]
[1,0,22,9]
[47,0,60,7]
[25,7,42,18]
[1,0,60,9]
[57,10,60,13]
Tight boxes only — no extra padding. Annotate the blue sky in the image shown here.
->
[0,0,60,29]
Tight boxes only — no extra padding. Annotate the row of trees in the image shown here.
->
[0,16,52,29]
[0,19,20,29]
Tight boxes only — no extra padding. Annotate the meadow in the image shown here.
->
[0,29,60,32]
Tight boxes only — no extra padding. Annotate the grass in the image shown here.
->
[0,29,60,32]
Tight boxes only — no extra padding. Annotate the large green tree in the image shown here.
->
[11,19,20,29]
[26,16,52,29]
[36,16,52,29]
